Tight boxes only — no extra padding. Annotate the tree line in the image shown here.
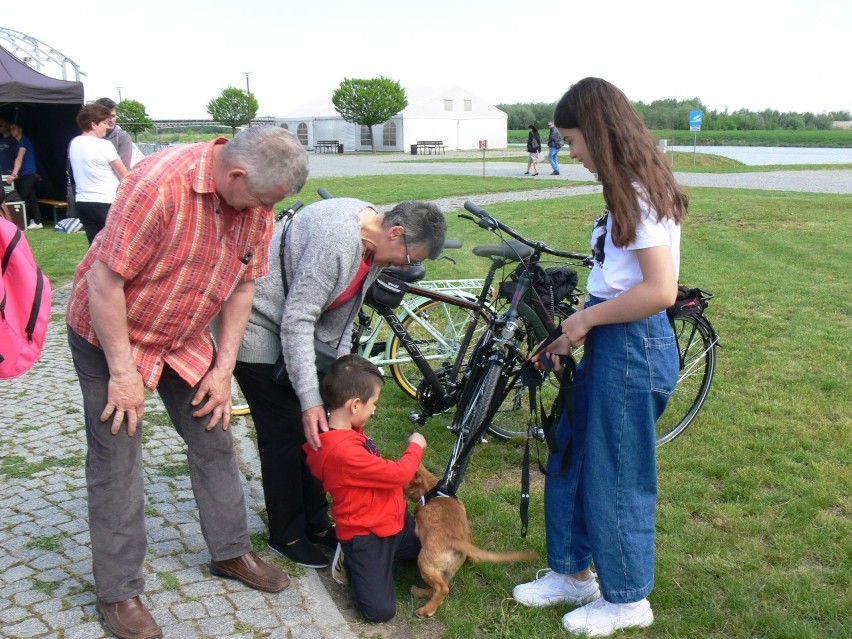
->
[497,99,852,132]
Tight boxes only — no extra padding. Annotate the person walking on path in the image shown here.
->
[65,127,308,639]
[525,124,542,176]
[547,121,564,175]
[512,77,685,636]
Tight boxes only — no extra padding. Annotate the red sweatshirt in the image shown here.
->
[303,426,423,541]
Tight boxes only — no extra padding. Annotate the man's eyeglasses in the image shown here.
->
[401,232,411,265]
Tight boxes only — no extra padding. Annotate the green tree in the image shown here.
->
[206,87,259,136]
[331,77,408,153]
[116,100,153,140]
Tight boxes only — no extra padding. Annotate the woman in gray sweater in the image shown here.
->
[234,198,446,567]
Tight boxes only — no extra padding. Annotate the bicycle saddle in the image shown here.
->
[384,263,426,283]
[472,240,534,261]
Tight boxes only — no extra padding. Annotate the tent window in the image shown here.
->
[279,123,289,130]
[382,121,397,147]
[464,100,472,111]
[360,125,371,146]
[296,122,308,145]
[444,99,453,111]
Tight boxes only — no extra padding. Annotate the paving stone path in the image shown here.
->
[0,286,356,639]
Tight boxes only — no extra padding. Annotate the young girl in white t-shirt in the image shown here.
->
[513,77,687,637]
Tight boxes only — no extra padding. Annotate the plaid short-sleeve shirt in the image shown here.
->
[66,138,273,390]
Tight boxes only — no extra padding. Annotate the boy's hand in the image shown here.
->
[408,432,427,449]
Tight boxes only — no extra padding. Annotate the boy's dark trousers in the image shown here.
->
[341,511,421,622]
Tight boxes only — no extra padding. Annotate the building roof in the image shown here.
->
[279,86,506,120]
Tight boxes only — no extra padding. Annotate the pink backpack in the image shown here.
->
[0,217,52,379]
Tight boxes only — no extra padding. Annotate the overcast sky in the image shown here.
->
[5,0,850,120]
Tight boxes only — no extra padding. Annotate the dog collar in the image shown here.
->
[419,487,455,506]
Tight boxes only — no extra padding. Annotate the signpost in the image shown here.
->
[689,110,702,165]
[479,139,488,178]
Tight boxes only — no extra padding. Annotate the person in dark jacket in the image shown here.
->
[525,124,542,176]
[547,121,564,175]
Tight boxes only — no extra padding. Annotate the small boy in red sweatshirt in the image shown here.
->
[304,354,426,622]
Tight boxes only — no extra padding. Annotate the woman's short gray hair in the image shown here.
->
[221,128,309,195]
[383,201,447,260]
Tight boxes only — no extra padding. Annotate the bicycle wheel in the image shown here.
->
[656,315,717,446]
[389,299,491,399]
[443,358,504,493]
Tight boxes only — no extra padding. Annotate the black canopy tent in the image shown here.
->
[0,44,83,210]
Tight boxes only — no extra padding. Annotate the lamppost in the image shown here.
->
[116,86,123,103]
[242,72,252,127]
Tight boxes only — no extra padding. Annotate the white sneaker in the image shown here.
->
[330,543,347,586]
[512,568,601,607]
[562,597,653,636]
[26,221,43,230]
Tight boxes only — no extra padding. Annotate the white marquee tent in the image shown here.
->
[276,86,508,152]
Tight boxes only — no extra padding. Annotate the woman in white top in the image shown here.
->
[69,104,128,244]
[513,78,687,637]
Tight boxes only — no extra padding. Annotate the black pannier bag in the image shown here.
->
[365,273,407,309]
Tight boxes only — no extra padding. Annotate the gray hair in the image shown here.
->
[222,127,309,196]
[383,201,447,260]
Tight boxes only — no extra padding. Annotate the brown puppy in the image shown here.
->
[403,465,537,617]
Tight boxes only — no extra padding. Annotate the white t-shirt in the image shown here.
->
[69,135,122,203]
[586,195,680,300]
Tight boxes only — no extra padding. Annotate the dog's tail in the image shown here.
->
[465,545,538,564]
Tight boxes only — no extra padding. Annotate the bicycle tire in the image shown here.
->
[388,299,491,399]
[443,358,504,493]
[656,315,717,446]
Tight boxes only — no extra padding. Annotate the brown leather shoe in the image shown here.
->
[210,550,290,592]
[96,596,162,639]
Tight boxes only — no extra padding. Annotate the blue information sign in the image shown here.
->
[689,110,703,132]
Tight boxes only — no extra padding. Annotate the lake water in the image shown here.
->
[670,146,852,166]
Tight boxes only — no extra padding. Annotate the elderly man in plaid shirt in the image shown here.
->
[66,127,308,639]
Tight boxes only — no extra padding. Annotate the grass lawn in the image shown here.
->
[359,188,851,638]
[26,178,851,638]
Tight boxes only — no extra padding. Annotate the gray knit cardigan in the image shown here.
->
[236,198,381,410]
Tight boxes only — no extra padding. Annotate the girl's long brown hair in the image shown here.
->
[554,77,688,247]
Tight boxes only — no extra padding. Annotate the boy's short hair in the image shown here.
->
[322,354,384,410]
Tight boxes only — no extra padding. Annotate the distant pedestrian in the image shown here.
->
[525,125,542,176]
[547,121,564,175]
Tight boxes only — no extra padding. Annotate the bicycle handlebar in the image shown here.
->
[463,201,592,263]
[275,200,303,222]
[317,188,333,200]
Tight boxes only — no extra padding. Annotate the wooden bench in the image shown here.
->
[315,140,341,153]
[415,141,447,155]
[37,199,68,224]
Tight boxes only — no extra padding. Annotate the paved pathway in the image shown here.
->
[1,153,849,639]
[306,151,852,194]
[0,286,357,639]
